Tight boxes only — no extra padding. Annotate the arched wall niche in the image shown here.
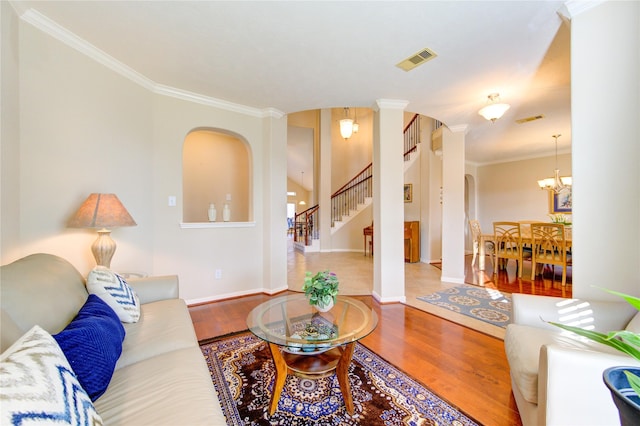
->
[182,128,252,223]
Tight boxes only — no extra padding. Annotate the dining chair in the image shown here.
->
[469,219,494,269]
[493,222,527,278]
[530,223,571,286]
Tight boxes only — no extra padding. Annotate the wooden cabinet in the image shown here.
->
[404,221,420,263]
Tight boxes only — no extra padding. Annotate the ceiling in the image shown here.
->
[12,1,573,169]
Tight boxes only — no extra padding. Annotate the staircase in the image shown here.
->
[295,114,421,252]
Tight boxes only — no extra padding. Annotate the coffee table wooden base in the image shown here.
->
[267,342,356,415]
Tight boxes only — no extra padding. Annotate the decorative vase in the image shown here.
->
[222,203,231,222]
[207,203,217,222]
[315,299,334,313]
[603,367,640,426]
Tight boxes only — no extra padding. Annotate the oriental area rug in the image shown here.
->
[417,285,511,328]
[200,331,479,426]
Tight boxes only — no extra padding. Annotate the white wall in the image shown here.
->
[570,1,639,299]
[1,2,21,263]
[3,15,288,304]
[150,94,281,302]
[16,20,155,275]
[330,204,373,252]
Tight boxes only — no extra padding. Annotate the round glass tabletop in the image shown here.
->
[246,294,378,354]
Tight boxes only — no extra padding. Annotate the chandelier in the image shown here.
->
[478,93,510,123]
[537,134,572,193]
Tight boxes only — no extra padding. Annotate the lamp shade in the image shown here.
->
[478,103,510,122]
[68,193,136,229]
[478,93,510,122]
[68,193,136,268]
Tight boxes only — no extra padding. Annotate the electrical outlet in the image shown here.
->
[214,269,222,280]
[168,196,176,207]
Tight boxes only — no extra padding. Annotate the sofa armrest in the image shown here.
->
[127,275,179,304]
[539,344,640,426]
[511,293,636,332]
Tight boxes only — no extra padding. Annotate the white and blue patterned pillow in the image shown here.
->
[0,325,103,426]
[86,266,140,323]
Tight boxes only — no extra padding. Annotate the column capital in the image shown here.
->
[374,99,409,111]
[448,124,469,134]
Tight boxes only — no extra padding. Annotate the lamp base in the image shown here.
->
[92,229,116,268]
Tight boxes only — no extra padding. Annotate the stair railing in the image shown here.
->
[294,204,319,245]
[302,114,420,239]
[404,113,420,161]
[330,164,373,226]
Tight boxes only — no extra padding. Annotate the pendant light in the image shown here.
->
[298,171,306,205]
[537,134,572,193]
[340,107,354,140]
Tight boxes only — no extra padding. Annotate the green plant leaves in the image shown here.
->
[598,288,640,311]
[302,270,339,307]
[549,322,640,360]
[624,370,640,396]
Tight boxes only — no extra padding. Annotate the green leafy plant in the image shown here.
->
[549,288,640,396]
[302,270,339,309]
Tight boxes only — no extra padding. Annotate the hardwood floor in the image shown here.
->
[464,257,572,298]
[189,244,576,425]
[189,291,523,425]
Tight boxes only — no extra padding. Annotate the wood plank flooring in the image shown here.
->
[189,291,523,426]
[463,258,572,298]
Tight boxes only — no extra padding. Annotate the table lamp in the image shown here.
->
[68,193,137,268]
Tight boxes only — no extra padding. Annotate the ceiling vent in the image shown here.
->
[396,48,437,72]
[515,114,545,124]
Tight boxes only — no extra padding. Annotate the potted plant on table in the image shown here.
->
[302,270,339,312]
[549,289,640,426]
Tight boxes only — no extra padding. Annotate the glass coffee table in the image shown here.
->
[246,294,378,415]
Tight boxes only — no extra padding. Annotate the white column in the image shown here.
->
[372,99,408,303]
[319,109,332,251]
[262,113,288,292]
[440,125,466,284]
[569,1,640,299]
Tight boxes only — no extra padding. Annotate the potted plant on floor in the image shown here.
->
[303,270,339,312]
[549,289,640,426]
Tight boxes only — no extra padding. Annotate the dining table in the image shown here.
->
[478,222,572,271]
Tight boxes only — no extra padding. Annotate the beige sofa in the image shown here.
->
[1,253,225,425]
[505,293,640,426]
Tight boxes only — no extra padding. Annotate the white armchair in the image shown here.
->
[504,293,640,426]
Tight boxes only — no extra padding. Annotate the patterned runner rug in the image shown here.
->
[417,285,511,328]
[200,331,479,425]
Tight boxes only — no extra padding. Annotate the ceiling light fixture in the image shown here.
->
[478,93,510,123]
[537,134,572,193]
[340,107,354,140]
[299,171,306,205]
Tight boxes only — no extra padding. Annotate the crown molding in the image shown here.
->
[558,0,606,20]
[20,9,155,92]
[18,7,284,119]
[153,85,277,118]
[473,148,572,167]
